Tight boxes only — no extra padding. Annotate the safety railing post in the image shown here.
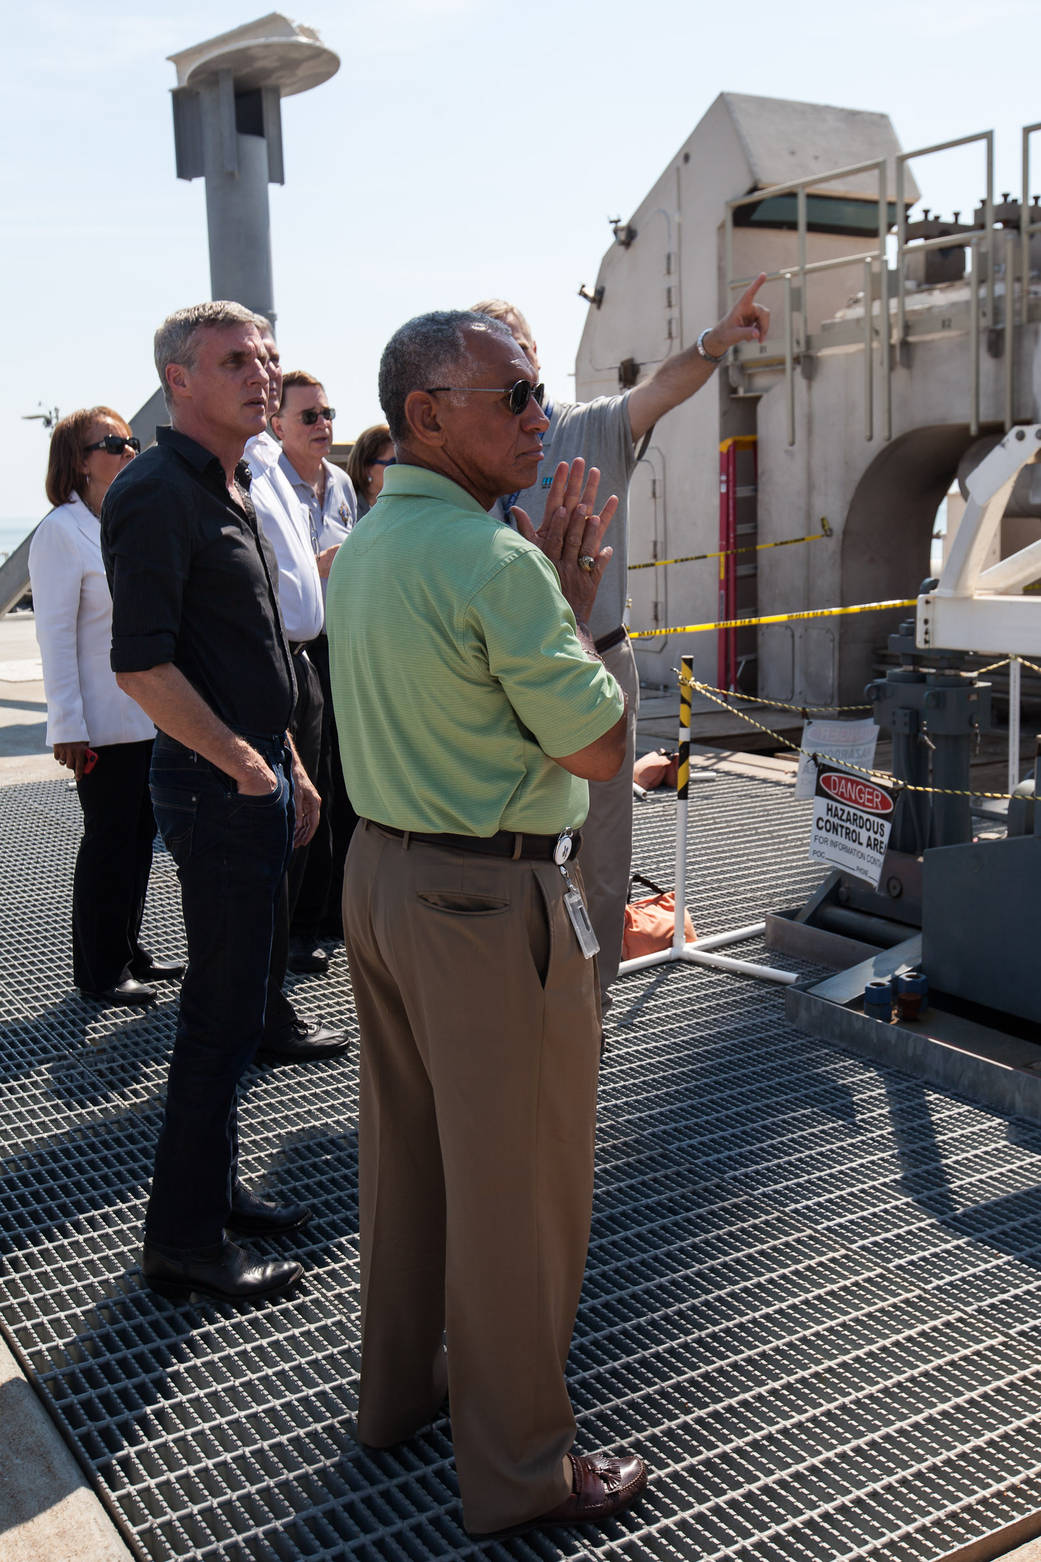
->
[970,236,981,436]
[717,449,729,691]
[984,130,995,330]
[1023,126,1034,327]
[1000,226,1006,427]
[784,272,795,447]
[896,157,907,350]
[797,185,807,350]
[1009,654,1022,796]
[864,257,874,442]
[879,162,892,441]
[726,444,738,687]
[673,659,692,953]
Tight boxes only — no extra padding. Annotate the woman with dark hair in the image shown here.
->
[28,407,183,1007]
[345,423,394,518]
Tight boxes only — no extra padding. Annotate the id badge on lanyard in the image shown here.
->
[554,831,599,959]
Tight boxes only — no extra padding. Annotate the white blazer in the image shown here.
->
[28,494,155,747]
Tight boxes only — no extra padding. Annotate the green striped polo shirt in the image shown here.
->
[326,462,624,835]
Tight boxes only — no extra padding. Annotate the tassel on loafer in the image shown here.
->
[470,1450,648,1538]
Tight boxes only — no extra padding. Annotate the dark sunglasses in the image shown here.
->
[426,380,545,416]
[84,434,140,455]
[372,457,396,467]
[298,406,335,425]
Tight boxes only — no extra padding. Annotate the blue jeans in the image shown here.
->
[146,732,293,1249]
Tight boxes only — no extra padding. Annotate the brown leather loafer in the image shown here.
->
[471,1449,648,1537]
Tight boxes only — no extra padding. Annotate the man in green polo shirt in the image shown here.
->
[326,310,647,1538]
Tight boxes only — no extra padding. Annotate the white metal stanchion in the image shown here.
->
[617,656,799,987]
[1008,654,1022,797]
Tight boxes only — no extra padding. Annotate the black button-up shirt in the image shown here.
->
[101,425,296,737]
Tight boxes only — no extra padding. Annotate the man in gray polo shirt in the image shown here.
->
[473,281,769,998]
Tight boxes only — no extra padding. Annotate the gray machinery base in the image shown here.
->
[923,832,1041,1029]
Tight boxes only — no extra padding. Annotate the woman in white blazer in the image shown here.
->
[29,407,183,1007]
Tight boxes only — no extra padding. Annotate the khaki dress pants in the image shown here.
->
[343,822,601,1534]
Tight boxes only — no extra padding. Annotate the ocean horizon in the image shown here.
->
[0,519,40,559]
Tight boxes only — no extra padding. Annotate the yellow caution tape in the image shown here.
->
[630,598,917,640]
[629,524,831,573]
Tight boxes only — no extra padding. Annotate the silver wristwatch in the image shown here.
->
[696,328,727,364]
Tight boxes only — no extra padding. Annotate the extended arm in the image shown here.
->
[626,273,770,442]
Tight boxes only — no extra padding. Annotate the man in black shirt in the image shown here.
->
[102,301,327,1304]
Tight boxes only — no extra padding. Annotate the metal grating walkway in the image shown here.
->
[3,771,1041,1561]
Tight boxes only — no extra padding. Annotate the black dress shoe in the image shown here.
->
[142,1236,302,1303]
[256,1018,349,1062]
[226,1183,312,1237]
[288,936,330,974]
[130,954,186,982]
[81,977,157,1007]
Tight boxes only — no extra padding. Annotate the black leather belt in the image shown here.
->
[368,820,582,861]
[594,625,627,655]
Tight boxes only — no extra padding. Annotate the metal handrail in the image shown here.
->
[723,125,1031,448]
[895,129,994,349]
[734,246,889,446]
[727,158,889,447]
[1022,122,1041,326]
[724,154,889,289]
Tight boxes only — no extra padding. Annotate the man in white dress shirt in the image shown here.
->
[247,324,348,1057]
[271,373,359,954]
[271,372,357,554]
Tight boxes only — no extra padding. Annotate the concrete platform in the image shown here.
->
[0,611,130,1562]
[4,609,1041,1562]
[0,608,65,784]
[0,1335,132,1561]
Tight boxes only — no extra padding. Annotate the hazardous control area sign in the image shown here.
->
[809,766,895,888]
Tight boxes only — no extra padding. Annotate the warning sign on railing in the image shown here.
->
[809,766,896,888]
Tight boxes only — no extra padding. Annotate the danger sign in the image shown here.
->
[809,765,895,887]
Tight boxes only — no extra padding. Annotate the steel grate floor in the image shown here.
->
[3,772,1041,1561]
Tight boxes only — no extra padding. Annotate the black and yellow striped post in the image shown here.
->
[673,657,694,952]
[616,654,799,983]
[677,656,692,801]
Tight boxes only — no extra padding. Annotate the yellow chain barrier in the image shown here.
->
[697,685,872,716]
[629,521,832,573]
[630,598,917,641]
[680,674,1017,800]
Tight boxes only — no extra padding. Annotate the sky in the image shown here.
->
[3,0,1040,522]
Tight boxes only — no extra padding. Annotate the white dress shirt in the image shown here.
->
[244,428,283,478]
[28,494,155,747]
[279,454,358,552]
[249,456,325,644]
